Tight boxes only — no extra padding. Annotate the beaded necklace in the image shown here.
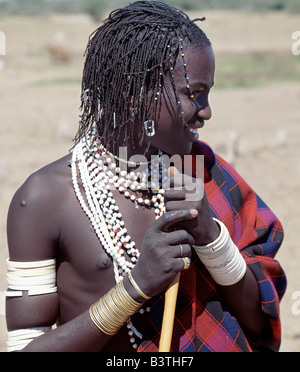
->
[71,129,167,348]
[71,38,194,348]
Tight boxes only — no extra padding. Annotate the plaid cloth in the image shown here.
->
[136,141,287,353]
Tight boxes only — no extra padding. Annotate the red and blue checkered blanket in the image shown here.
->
[136,141,286,352]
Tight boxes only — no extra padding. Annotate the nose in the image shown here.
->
[196,104,212,121]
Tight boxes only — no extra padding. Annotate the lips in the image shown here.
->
[186,127,198,135]
[184,122,204,140]
[185,127,200,139]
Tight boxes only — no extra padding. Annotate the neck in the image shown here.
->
[102,142,162,170]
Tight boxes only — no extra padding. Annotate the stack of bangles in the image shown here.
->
[89,259,193,336]
[193,218,247,286]
[89,279,144,336]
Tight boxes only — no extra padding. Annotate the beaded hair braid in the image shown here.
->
[75,0,211,154]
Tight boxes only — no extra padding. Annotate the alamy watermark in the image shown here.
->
[292,291,300,316]
[86,143,205,202]
[0,31,6,56]
[104,147,205,202]
[292,31,300,56]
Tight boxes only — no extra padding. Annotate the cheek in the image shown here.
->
[154,103,178,132]
[177,96,197,123]
[154,86,195,131]
[153,122,171,143]
[181,95,195,111]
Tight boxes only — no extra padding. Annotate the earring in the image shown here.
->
[113,112,116,129]
[83,89,92,106]
[144,120,155,137]
[179,38,195,101]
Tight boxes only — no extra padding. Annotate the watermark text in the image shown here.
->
[292,31,300,56]
[292,291,300,316]
[0,31,6,56]
[108,147,205,202]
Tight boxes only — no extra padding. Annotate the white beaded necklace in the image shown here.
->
[71,130,167,348]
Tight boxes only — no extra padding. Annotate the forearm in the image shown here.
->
[193,218,267,338]
[21,310,112,352]
[12,278,146,352]
[218,267,267,337]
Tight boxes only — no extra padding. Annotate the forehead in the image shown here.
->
[174,46,215,88]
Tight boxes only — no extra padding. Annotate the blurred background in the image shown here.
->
[0,0,300,352]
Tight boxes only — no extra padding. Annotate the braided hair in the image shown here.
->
[75,0,211,153]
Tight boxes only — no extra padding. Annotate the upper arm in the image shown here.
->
[6,170,61,331]
[7,170,60,261]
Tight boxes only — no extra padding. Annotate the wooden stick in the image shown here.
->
[158,167,182,352]
[158,273,180,352]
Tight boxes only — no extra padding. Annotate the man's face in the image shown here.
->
[149,46,215,156]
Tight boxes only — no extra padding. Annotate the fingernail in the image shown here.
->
[190,209,198,218]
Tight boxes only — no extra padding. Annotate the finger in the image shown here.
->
[181,257,191,271]
[168,177,205,203]
[174,244,192,259]
[168,166,180,177]
[155,209,198,233]
[171,256,192,274]
[168,173,185,189]
[164,189,186,203]
[168,167,195,190]
[165,229,196,246]
[165,200,186,213]
[168,166,185,190]
[166,183,204,204]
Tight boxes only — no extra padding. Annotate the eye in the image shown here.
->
[188,91,203,103]
[192,90,203,98]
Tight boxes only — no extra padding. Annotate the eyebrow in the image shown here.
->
[189,81,215,90]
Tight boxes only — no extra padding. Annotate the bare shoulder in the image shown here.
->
[10,154,72,212]
[7,154,72,261]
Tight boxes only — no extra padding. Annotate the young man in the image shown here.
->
[5,1,286,352]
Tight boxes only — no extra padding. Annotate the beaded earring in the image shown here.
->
[113,112,117,129]
[144,120,155,137]
[83,89,92,107]
[167,44,185,122]
[83,88,103,123]
[179,38,195,101]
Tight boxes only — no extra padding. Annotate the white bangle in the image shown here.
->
[7,327,52,352]
[193,219,247,286]
[5,258,57,297]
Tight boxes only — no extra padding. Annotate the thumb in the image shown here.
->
[168,166,184,189]
[168,166,180,177]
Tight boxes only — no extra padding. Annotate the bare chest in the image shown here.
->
[57,187,157,318]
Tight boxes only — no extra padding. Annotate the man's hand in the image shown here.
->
[131,208,197,298]
[164,167,219,245]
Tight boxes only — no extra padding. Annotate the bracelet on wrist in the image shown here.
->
[89,280,143,336]
[193,218,247,286]
[127,271,152,301]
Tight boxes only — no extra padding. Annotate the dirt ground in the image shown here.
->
[0,10,299,352]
